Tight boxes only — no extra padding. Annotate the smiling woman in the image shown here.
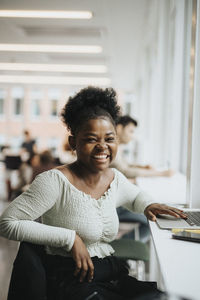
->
[0,86,186,300]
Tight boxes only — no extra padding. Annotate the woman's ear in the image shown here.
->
[68,135,76,150]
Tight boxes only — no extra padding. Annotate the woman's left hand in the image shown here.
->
[144,203,187,222]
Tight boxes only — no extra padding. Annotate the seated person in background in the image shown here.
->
[0,87,186,300]
[11,150,57,199]
[111,115,174,182]
[31,150,57,181]
[10,155,34,199]
[110,115,174,243]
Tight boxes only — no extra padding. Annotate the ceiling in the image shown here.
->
[0,0,157,93]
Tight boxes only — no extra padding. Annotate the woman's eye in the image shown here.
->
[87,138,96,142]
[106,137,115,142]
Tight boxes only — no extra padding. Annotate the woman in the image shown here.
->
[0,86,186,300]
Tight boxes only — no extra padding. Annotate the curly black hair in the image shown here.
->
[61,86,121,135]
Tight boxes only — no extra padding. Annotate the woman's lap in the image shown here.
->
[8,242,159,300]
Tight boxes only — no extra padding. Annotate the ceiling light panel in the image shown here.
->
[0,44,102,54]
[0,10,92,19]
[0,63,107,73]
[0,75,111,85]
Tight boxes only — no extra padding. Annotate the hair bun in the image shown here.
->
[61,86,121,135]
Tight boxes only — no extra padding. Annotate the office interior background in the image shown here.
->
[0,0,200,299]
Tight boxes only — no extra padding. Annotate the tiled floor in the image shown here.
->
[0,163,19,300]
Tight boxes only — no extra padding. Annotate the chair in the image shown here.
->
[5,155,22,170]
[4,155,22,200]
[110,238,149,280]
[117,207,150,243]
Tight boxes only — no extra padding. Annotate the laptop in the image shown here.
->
[156,209,200,229]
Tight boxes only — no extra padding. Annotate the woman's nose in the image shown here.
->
[96,142,108,149]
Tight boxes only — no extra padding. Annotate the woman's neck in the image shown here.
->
[69,161,104,185]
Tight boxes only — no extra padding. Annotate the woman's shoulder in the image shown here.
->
[111,168,140,190]
[110,167,127,180]
[34,166,69,184]
[55,164,75,182]
[30,168,72,196]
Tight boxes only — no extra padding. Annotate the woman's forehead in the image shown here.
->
[79,117,116,132]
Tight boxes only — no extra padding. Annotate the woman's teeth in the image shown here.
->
[93,155,108,159]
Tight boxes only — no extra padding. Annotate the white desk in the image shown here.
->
[149,221,200,300]
[137,173,200,299]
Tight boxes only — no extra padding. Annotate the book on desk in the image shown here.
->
[172,229,200,243]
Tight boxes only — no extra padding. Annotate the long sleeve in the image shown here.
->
[115,169,155,213]
[0,171,75,252]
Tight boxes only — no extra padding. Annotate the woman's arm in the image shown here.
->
[0,171,75,251]
[115,169,154,213]
[115,170,186,219]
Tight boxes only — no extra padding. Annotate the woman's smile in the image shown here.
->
[92,153,110,163]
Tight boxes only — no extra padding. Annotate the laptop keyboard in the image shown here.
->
[185,211,200,226]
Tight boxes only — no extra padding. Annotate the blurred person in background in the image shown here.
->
[111,115,174,243]
[111,115,174,182]
[11,150,57,200]
[20,130,37,161]
[32,150,57,181]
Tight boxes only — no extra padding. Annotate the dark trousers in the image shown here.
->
[8,243,47,300]
[8,242,160,300]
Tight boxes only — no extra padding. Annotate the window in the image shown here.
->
[48,89,61,119]
[0,89,6,117]
[12,87,24,117]
[30,89,42,119]
[14,98,22,115]
[50,99,58,117]
[187,0,200,208]
[32,99,40,116]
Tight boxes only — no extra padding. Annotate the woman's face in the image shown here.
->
[73,117,118,173]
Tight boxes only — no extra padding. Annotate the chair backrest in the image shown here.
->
[5,155,22,170]
[110,239,149,261]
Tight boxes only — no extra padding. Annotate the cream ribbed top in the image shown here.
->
[0,168,154,258]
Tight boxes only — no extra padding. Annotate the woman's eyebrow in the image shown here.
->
[83,133,97,137]
[83,131,115,136]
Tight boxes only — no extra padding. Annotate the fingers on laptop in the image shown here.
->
[145,203,187,220]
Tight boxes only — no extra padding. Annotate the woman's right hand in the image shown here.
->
[70,233,94,282]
